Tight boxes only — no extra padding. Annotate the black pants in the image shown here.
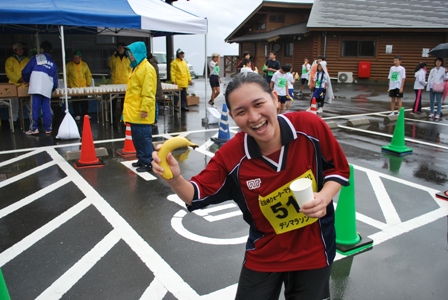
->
[235,264,332,300]
[72,98,89,117]
[174,88,187,109]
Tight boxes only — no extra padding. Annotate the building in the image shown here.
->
[225,0,448,83]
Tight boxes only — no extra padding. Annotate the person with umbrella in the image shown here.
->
[426,57,445,121]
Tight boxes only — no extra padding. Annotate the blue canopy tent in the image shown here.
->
[0,0,208,138]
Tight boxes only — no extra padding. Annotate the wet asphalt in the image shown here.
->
[0,77,447,300]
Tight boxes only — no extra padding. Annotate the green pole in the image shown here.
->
[335,164,361,245]
[382,107,413,155]
[0,269,11,300]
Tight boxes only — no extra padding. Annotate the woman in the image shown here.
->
[152,72,350,299]
[236,51,254,72]
[426,57,446,120]
[412,62,427,114]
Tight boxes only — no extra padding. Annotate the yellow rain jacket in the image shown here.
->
[109,54,131,84]
[5,55,30,86]
[66,60,92,87]
[170,58,191,88]
[123,42,157,125]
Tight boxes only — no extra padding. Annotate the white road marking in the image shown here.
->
[139,277,168,300]
[120,160,157,181]
[365,172,401,225]
[0,160,56,188]
[36,230,121,300]
[0,149,44,167]
[0,199,90,267]
[0,177,71,218]
[337,124,448,150]
[46,148,200,300]
[171,210,247,245]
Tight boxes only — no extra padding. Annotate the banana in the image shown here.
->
[158,136,198,179]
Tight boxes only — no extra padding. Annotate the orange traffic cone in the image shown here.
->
[117,123,137,158]
[308,97,317,114]
[74,115,105,169]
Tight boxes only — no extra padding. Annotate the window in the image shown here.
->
[269,15,285,23]
[341,40,375,57]
[256,23,266,30]
[284,42,293,57]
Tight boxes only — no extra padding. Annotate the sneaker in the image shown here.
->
[181,107,190,111]
[132,161,143,168]
[435,114,440,121]
[136,165,152,173]
[45,130,52,135]
[317,107,323,113]
[388,111,395,116]
[428,113,434,119]
[25,129,39,135]
[208,100,214,106]
[75,115,81,121]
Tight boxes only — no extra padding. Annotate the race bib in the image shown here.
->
[214,66,220,74]
[391,71,399,81]
[277,77,287,88]
[268,71,274,76]
[302,67,307,74]
[258,170,318,234]
[316,79,321,87]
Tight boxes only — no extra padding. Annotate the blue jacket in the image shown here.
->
[22,53,58,99]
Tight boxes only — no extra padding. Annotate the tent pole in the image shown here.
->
[60,25,69,111]
[203,33,208,127]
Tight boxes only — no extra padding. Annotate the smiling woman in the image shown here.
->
[151,71,350,299]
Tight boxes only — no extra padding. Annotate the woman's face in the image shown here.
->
[317,64,323,71]
[436,60,442,67]
[228,83,279,145]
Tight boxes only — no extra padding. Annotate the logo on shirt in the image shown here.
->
[247,178,261,190]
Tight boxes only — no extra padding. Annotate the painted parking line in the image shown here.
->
[36,230,121,300]
[120,160,157,181]
[0,199,90,267]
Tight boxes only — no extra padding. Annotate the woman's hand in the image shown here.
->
[151,144,181,180]
[300,193,330,218]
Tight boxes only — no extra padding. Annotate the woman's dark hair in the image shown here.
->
[243,51,250,57]
[414,62,427,72]
[225,72,272,111]
[434,57,444,65]
[40,41,52,54]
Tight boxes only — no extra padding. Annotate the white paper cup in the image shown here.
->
[290,178,314,207]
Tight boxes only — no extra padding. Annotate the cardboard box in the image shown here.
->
[17,86,29,97]
[0,84,17,98]
[186,95,199,106]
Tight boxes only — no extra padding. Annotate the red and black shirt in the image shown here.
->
[188,112,350,272]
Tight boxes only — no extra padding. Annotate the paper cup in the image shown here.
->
[290,178,314,207]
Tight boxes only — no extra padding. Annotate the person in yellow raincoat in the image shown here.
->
[66,50,92,120]
[5,43,30,124]
[123,41,157,173]
[109,42,131,115]
[170,48,192,111]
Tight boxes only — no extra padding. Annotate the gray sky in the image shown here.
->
[153,0,313,75]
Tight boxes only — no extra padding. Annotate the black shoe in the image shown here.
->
[208,100,214,106]
[174,107,179,112]
[132,161,143,168]
[181,107,189,111]
[136,165,152,172]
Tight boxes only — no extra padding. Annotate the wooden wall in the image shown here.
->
[317,32,448,83]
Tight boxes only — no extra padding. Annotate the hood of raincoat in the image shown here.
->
[318,61,327,73]
[126,41,147,69]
